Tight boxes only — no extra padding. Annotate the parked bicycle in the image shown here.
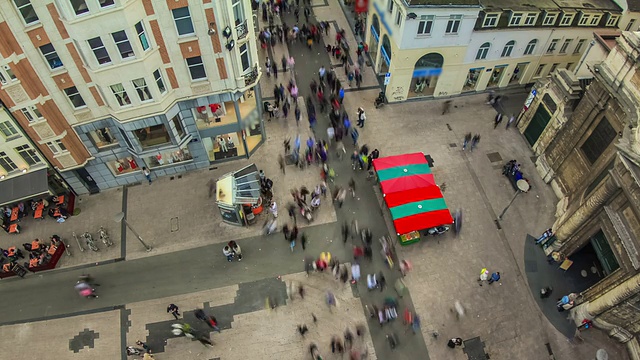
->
[98,227,113,247]
[73,231,84,252]
[81,232,99,252]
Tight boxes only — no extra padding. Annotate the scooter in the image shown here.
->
[98,226,113,247]
[427,225,450,236]
[374,92,385,109]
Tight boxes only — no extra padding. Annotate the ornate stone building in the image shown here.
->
[518,31,640,356]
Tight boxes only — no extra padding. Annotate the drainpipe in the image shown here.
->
[574,39,596,76]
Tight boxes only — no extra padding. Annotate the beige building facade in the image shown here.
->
[0,0,262,194]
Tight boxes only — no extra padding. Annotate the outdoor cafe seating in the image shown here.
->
[1,194,72,235]
[0,235,66,279]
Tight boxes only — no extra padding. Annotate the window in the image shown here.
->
[64,86,86,109]
[566,63,574,70]
[606,15,619,27]
[524,39,537,55]
[88,37,111,65]
[39,43,63,70]
[153,69,166,94]
[4,67,16,81]
[396,11,402,27]
[132,78,152,102]
[534,64,545,77]
[110,156,138,175]
[187,56,206,80]
[625,19,636,31]
[232,0,245,24]
[112,30,134,59]
[560,13,575,26]
[15,144,40,165]
[46,139,67,154]
[0,72,6,85]
[99,0,114,7]
[70,0,89,15]
[574,39,586,54]
[476,42,490,60]
[88,128,117,149]
[590,14,602,25]
[239,44,250,72]
[170,115,185,140]
[510,12,523,26]
[501,40,515,57]
[579,14,591,25]
[0,152,17,172]
[559,39,572,54]
[549,63,559,73]
[483,13,499,27]
[524,13,537,26]
[110,83,131,106]
[20,108,35,123]
[172,7,195,36]
[417,15,434,35]
[547,39,559,54]
[581,117,617,164]
[135,22,150,51]
[0,121,18,138]
[13,0,39,25]
[387,0,393,13]
[145,145,191,169]
[543,13,558,25]
[134,124,171,149]
[446,15,462,34]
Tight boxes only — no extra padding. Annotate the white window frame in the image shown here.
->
[501,41,515,57]
[70,0,89,16]
[21,108,35,123]
[523,13,538,26]
[387,0,393,13]
[132,78,153,102]
[625,19,636,31]
[560,13,575,26]
[445,15,462,34]
[534,64,546,78]
[483,13,499,28]
[153,69,167,94]
[579,13,591,26]
[110,83,131,107]
[13,0,39,25]
[232,0,246,24]
[559,39,572,54]
[99,0,115,8]
[172,6,195,36]
[0,151,18,172]
[112,30,135,60]
[606,14,620,27]
[39,43,64,70]
[574,39,586,54]
[395,10,402,27]
[524,39,537,55]
[417,15,434,35]
[590,14,602,25]
[88,37,111,65]
[547,39,559,54]
[135,21,150,51]
[239,43,250,72]
[15,144,41,165]
[46,139,67,155]
[186,56,207,81]
[0,121,19,138]
[543,13,558,25]
[476,43,490,60]
[64,86,86,109]
[509,12,523,26]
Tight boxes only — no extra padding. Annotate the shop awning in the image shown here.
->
[373,153,453,235]
[0,168,49,207]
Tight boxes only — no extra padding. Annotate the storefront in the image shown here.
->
[215,164,262,226]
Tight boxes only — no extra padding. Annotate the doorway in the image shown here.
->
[369,14,380,73]
[409,53,444,97]
[75,168,100,194]
[487,65,507,88]
[511,63,528,84]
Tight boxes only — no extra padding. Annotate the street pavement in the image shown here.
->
[0,0,631,359]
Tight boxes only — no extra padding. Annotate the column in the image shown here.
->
[554,172,619,241]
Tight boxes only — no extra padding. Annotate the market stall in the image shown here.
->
[373,152,453,245]
[215,164,263,226]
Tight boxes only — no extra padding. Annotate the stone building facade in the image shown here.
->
[517,31,640,356]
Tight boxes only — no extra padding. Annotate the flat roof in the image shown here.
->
[405,0,480,6]
[479,0,621,11]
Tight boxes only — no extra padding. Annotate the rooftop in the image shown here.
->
[479,0,622,11]
[404,0,480,6]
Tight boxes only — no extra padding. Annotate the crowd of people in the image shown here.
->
[1,235,64,274]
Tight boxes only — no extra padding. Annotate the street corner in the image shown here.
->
[0,309,121,360]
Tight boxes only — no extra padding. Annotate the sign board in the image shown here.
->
[384,73,391,85]
[523,89,537,111]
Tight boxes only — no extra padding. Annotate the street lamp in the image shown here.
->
[113,211,152,252]
[498,179,531,221]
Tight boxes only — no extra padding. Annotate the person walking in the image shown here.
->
[357,107,366,128]
[289,226,298,252]
[272,62,278,79]
[506,114,516,129]
[265,57,271,77]
[342,221,350,244]
[283,224,290,241]
[478,268,490,286]
[295,105,301,127]
[368,148,379,170]
[269,201,278,218]
[229,240,242,261]
[348,178,356,198]
[351,128,359,147]
[223,245,234,262]
[301,233,308,250]
[494,113,503,128]
[471,134,481,151]
[488,272,501,284]
[326,290,336,312]
[462,133,472,151]
[143,167,152,184]
[442,100,452,115]
[136,340,151,353]
[167,304,180,319]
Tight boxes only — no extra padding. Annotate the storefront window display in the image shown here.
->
[245,123,263,153]
[145,146,193,169]
[195,101,238,130]
[170,115,185,140]
[134,124,171,149]
[89,128,118,149]
[238,93,257,119]
[203,132,245,161]
[463,68,483,92]
[109,156,139,175]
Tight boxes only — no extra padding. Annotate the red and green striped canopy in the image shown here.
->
[373,153,453,235]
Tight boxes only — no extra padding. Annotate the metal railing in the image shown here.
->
[244,65,259,86]
[236,20,248,40]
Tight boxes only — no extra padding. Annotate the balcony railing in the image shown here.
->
[244,65,259,87]
[236,20,248,40]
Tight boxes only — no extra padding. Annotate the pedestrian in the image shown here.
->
[283,224,290,241]
[326,290,336,311]
[351,127,359,146]
[298,324,309,336]
[447,337,463,348]
[300,186,310,202]
[335,188,347,208]
[494,113,503,128]
[488,272,501,284]
[287,203,296,223]
[471,134,481,151]
[536,228,553,244]
[378,271,386,292]
[342,221,350,244]
[265,57,271,77]
[301,233,308,250]
[412,314,421,334]
[506,114,516,129]
[229,240,242,261]
[278,154,285,174]
[351,263,360,283]
[143,353,155,360]
[462,133,472,150]
[143,167,152,184]
[442,100,452,115]
[298,284,305,299]
[281,55,287,72]
[197,334,213,347]
[399,259,412,276]
[295,105,301,126]
[290,226,298,252]
[272,62,278,79]
[478,268,490,286]
[288,56,295,74]
[223,245,234,262]
[269,201,278,218]
[348,178,356,197]
[368,148,379,170]
[167,303,180,319]
[344,329,354,349]
[136,340,151,353]
[357,107,366,128]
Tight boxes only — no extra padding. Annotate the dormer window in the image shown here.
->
[483,13,499,28]
[523,13,538,26]
[543,13,558,25]
[578,13,591,26]
[509,12,523,26]
[560,13,575,26]
[606,14,619,27]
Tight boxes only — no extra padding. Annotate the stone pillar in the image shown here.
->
[553,172,619,241]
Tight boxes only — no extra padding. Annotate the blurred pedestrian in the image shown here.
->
[135,340,151,353]
[351,263,360,283]
[167,304,180,319]
[471,134,481,151]
[462,133,472,151]
[326,291,336,311]
[442,100,452,115]
[278,154,285,174]
[342,221,350,244]
[301,233,308,250]
[298,324,309,336]
[447,337,463,348]
[270,201,278,218]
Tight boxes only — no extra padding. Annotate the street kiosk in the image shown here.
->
[215,164,262,226]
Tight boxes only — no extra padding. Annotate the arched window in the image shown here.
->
[524,39,537,55]
[501,40,515,57]
[476,42,490,60]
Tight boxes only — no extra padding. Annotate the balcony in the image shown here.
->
[244,65,259,87]
[236,20,249,40]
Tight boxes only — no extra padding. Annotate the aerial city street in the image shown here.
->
[0,0,639,359]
